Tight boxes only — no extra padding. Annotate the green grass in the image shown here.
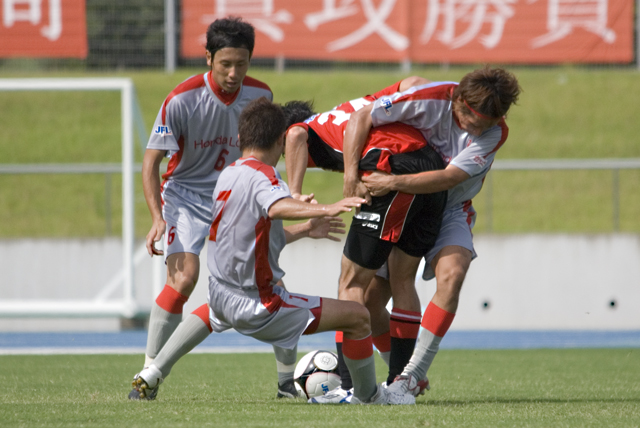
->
[0,349,639,427]
[1,67,640,237]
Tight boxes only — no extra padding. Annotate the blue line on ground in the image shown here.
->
[1,330,639,355]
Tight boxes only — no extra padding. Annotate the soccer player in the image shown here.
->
[344,66,522,397]
[282,84,448,403]
[131,97,416,405]
[129,17,274,400]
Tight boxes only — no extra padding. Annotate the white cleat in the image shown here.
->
[351,384,415,405]
[308,387,353,404]
[130,365,163,400]
[386,373,429,398]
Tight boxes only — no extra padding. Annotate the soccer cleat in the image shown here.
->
[385,373,429,398]
[350,384,415,405]
[129,365,163,400]
[308,386,353,404]
[276,380,301,399]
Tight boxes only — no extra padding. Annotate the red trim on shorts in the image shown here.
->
[372,331,391,353]
[191,304,213,333]
[155,285,189,314]
[303,298,323,335]
[335,331,343,343]
[421,302,455,337]
[342,335,374,360]
[390,308,421,339]
[380,192,415,243]
[254,217,283,313]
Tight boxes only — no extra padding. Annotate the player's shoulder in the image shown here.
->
[395,81,458,103]
[242,76,273,96]
[169,73,207,98]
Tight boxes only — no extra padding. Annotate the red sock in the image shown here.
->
[421,302,455,337]
[390,308,421,339]
[155,285,189,314]
[191,304,213,333]
[372,331,391,353]
[342,335,373,361]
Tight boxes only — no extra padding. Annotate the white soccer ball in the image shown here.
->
[293,350,341,398]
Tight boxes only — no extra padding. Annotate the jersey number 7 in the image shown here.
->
[209,190,231,241]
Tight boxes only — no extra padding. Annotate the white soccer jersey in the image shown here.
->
[147,72,273,196]
[207,157,291,298]
[371,82,509,208]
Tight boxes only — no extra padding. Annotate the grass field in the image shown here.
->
[1,67,639,237]
[1,349,638,427]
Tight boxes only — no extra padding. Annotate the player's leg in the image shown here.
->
[144,252,200,366]
[385,247,422,384]
[309,297,414,405]
[391,245,471,396]
[364,274,392,366]
[131,302,213,399]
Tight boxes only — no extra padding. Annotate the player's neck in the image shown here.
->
[242,148,279,167]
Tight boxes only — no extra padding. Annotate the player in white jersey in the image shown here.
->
[131,98,415,405]
[343,66,521,397]
[130,17,275,400]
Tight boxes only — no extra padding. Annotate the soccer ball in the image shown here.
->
[293,350,341,398]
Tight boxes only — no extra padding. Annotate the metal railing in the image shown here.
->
[2,158,640,234]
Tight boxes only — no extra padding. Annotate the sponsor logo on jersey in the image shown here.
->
[354,211,380,222]
[194,136,239,149]
[472,155,487,167]
[381,98,393,116]
[363,222,379,230]
[154,125,172,136]
[270,186,282,192]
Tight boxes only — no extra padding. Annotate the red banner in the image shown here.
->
[182,0,633,64]
[0,0,87,58]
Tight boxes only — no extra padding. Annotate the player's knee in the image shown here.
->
[345,302,371,338]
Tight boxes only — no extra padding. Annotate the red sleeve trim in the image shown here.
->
[243,75,272,93]
[161,74,206,124]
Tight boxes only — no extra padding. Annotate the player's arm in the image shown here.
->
[283,216,346,244]
[363,164,470,196]
[399,76,431,92]
[268,196,365,220]
[284,126,314,202]
[342,103,374,202]
[142,148,167,256]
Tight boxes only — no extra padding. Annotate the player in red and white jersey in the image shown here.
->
[343,66,521,397]
[130,18,275,400]
[132,98,415,405]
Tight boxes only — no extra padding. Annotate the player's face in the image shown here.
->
[453,99,499,137]
[207,47,251,93]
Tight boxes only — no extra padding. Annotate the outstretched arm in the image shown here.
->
[268,196,365,220]
[284,216,346,244]
[363,164,470,196]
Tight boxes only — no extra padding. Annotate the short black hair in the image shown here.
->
[238,97,286,151]
[206,17,255,58]
[282,100,316,128]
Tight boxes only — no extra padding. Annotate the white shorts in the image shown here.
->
[421,203,477,281]
[208,277,321,350]
[161,181,213,258]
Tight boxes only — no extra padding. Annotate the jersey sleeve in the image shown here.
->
[449,126,504,177]
[146,95,184,152]
[252,168,292,217]
[370,83,456,130]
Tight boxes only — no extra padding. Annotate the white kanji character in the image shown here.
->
[421,0,516,49]
[201,0,292,42]
[530,0,615,48]
[2,0,61,40]
[305,0,409,52]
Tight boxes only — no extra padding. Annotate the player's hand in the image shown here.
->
[362,171,394,197]
[307,216,346,242]
[292,193,318,204]
[145,220,166,256]
[326,197,367,217]
[343,177,372,205]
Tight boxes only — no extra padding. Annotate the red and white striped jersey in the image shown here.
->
[207,157,290,293]
[147,72,272,196]
[369,82,509,207]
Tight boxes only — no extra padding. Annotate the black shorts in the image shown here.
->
[343,145,447,270]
